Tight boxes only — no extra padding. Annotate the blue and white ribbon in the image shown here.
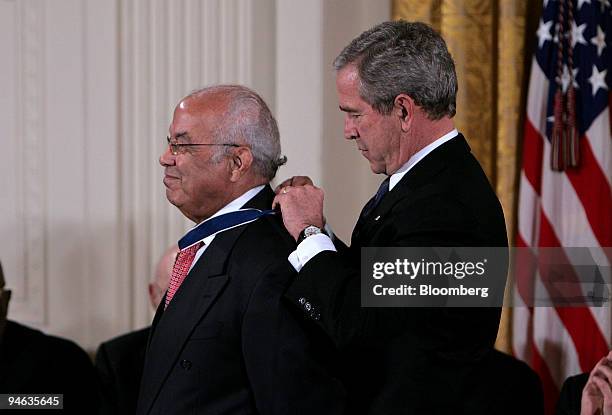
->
[178,209,276,250]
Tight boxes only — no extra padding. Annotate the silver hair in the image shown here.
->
[189,85,286,180]
[333,21,457,120]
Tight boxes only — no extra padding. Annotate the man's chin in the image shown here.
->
[368,162,385,175]
[165,190,182,208]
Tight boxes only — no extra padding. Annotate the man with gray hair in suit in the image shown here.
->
[274,21,508,414]
[136,85,345,415]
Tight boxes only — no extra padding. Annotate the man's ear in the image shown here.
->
[394,94,414,132]
[229,146,254,182]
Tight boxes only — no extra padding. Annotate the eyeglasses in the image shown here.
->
[166,136,240,156]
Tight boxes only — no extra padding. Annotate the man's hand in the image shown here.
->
[582,351,612,414]
[274,176,314,194]
[272,183,324,241]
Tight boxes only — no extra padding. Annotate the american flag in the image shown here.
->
[514,0,611,413]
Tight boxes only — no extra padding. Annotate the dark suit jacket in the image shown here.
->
[555,373,589,415]
[287,135,508,414]
[468,349,544,415]
[95,326,150,415]
[136,186,345,415]
[0,320,97,414]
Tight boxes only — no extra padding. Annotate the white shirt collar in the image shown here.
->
[189,184,266,246]
[389,129,459,191]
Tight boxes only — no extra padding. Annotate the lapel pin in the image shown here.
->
[375,215,381,221]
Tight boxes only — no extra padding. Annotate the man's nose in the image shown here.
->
[344,117,358,140]
[159,146,176,167]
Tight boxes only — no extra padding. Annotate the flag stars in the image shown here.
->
[553,23,562,43]
[590,26,606,56]
[577,0,592,9]
[537,19,553,48]
[558,66,579,93]
[588,65,608,96]
[597,0,610,11]
[571,21,588,48]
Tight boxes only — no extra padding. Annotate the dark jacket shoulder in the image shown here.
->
[556,373,589,415]
[226,185,296,275]
[97,326,150,355]
[0,320,97,413]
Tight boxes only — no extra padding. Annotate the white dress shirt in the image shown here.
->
[288,129,459,271]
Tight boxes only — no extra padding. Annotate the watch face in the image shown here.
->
[304,226,322,238]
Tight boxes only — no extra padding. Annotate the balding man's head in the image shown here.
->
[160,85,285,223]
[187,85,285,181]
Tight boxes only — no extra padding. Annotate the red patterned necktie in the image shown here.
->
[164,242,203,309]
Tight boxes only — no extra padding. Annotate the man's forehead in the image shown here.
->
[171,97,222,135]
[181,90,229,110]
[336,64,360,86]
[175,92,228,118]
[336,67,370,113]
[175,95,205,114]
[169,109,197,136]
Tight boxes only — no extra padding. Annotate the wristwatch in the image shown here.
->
[296,225,325,245]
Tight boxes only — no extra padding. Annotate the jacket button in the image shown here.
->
[299,297,306,305]
[180,359,192,370]
[305,302,312,311]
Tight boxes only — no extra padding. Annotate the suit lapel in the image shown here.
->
[139,237,231,414]
[139,185,275,414]
[351,135,471,245]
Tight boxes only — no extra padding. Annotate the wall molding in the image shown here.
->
[7,0,47,324]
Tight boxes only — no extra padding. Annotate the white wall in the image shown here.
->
[276,0,391,241]
[0,0,389,351]
[0,0,123,347]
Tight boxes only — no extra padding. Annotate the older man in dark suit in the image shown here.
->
[274,21,508,414]
[136,85,344,415]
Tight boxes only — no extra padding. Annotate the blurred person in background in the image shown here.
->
[95,244,178,415]
[556,350,612,415]
[0,260,97,413]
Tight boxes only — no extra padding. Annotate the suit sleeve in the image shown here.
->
[285,195,505,357]
[331,234,349,254]
[241,260,346,415]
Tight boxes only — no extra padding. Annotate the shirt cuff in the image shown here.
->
[288,233,337,272]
